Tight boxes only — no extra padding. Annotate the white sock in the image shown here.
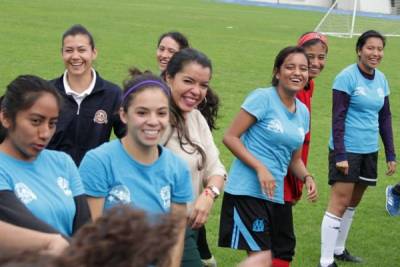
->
[320,211,342,267]
[334,207,355,255]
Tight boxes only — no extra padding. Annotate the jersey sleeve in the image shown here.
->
[64,155,85,197]
[79,151,110,198]
[332,70,353,95]
[241,88,269,120]
[171,156,194,204]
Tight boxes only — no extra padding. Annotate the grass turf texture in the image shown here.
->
[0,0,399,266]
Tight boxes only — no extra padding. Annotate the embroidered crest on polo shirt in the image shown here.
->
[57,177,72,196]
[93,110,108,124]
[160,185,171,209]
[266,119,284,133]
[354,86,366,96]
[108,185,131,204]
[377,87,384,98]
[14,182,37,204]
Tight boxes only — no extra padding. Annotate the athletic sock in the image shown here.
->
[334,207,355,255]
[320,211,342,267]
[393,184,400,196]
[272,258,290,267]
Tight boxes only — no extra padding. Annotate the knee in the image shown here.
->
[327,193,352,217]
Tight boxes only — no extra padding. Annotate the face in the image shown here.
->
[167,62,211,114]
[62,34,97,78]
[156,36,180,71]
[275,53,308,94]
[1,93,59,161]
[357,37,384,73]
[304,42,327,79]
[120,88,169,149]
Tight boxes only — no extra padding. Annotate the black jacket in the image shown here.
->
[48,72,125,166]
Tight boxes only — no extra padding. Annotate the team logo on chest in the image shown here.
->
[354,86,366,96]
[14,183,37,204]
[377,87,384,98]
[266,119,284,134]
[108,185,131,204]
[57,177,72,196]
[93,109,108,124]
[160,185,171,209]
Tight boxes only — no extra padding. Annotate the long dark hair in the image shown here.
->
[165,48,214,170]
[0,75,62,143]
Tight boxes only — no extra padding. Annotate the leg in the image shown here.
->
[197,225,216,266]
[271,202,294,267]
[320,182,355,267]
[181,228,203,267]
[334,183,367,262]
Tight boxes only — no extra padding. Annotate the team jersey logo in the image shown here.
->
[57,177,72,196]
[252,218,265,232]
[160,185,171,209]
[266,119,284,133]
[93,110,108,124]
[354,86,366,96]
[377,87,385,98]
[14,182,37,204]
[108,185,131,204]
[298,127,305,139]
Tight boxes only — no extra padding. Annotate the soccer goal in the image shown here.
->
[314,0,400,38]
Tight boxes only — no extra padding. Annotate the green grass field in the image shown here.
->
[0,0,399,266]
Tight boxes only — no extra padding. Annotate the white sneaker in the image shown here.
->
[201,255,217,267]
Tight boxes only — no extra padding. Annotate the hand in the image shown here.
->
[256,166,276,198]
[42,234,69,256]
[304,176,317,202]
[188,191,214,229]
[336,160,349,175]
[386,161,396,176]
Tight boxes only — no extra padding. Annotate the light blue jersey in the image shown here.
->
[0,150,84,236]
[329,64,389,153]
[225,87,309,204]
[79,140,193,214]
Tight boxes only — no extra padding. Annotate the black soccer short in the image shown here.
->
[328,149,378,186]
[218,192,273,251]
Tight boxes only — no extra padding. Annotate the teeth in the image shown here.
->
[144,130,158,136]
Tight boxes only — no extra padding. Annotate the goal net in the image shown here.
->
[314,0,400,38]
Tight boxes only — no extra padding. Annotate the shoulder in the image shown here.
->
[95,73,121,94]
[39,149,76,168]
[86,140,119,159]
[49,75,65,92]
[374,68,387,81]
[336,64,357,79]
[296,99,309,116]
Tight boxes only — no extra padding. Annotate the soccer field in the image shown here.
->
[0,0,399,266]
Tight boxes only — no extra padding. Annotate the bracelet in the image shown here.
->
[203,188,216,200]
[302,174,314,182]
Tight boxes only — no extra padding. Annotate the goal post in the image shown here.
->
[314,0,400,38]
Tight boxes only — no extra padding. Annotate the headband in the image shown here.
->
[122,80,170,101]
[297,32,328,47]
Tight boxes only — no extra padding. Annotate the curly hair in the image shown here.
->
[56,206,180,267]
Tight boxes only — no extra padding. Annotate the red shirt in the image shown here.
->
[283,79,314,202]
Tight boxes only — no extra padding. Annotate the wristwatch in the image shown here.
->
[207,185,220,200]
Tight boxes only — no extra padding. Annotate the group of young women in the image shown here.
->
[0,24,396,267]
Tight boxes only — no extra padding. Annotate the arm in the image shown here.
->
[72,195,92,234]
[288,149,317,202]
[167,203,187,267]
[86,197,105,221]
[223,109,275,197]
[0,221,69,255]
[332,89,350,175]
[0,190,59,233]
[378,96,396,176]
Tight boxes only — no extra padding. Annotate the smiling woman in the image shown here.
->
[0,75,90,254]
[218,46,317,265]
[47,24,124,166]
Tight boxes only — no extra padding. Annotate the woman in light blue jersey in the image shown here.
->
[79,68,193,267]
[0,75,90,254]
[318,30,396,267]
[218,46,317,264]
